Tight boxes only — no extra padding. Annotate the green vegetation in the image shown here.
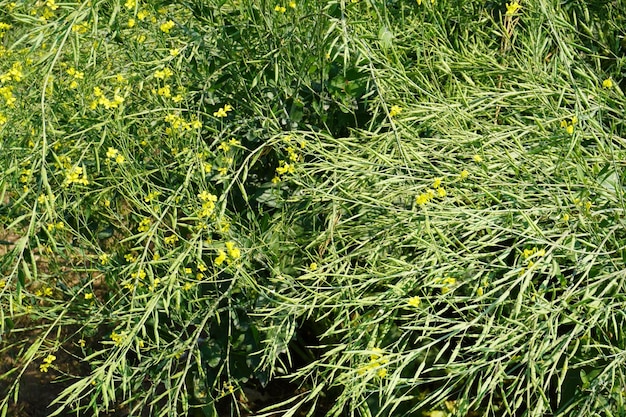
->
[1,0,625,416]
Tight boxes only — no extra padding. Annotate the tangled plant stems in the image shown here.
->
[1,1,625,417]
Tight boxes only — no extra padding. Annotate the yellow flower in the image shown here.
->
[164,234,179,245]
[225,241,241,259]
[39,354,56,372]
[213,104,233,118]
[198,190,217,202]
[66,67,84,79]
[137,218,151,232]
[130,269,146,280]
[99,254,110,265]
[84,292,94,300]
[46,0,58,10]
[106,147,118,158]
[144,191,161,202]
[407,296,421,308]
[389,105,402,117]
[160,20,175,33]
[274,5,286,12]
[64,165,89,186]
[110,331,126,346]
[72,22,90,34]
[472,154,483,163]
[459,169,469,180]
[309,262,318,271]
[441,277,456,294]
[127,18,136,28]
[415,193,429,206]
[505,1,521,16]
[157,85,171,97]
[215,250,227,266]
[154,68,173,79]
[602,78,613,89]
[289,1,296,8]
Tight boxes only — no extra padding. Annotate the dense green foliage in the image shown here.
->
[1,0,625,416]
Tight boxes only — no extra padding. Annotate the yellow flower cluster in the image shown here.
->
[519,247,546,274]
[144,190,161,203]
[160,20,175,33]
[0,23,11,37]
[415,178,447,206]
[0,85,15,108]
[523,246,545,260]
[0,61,23,83]
[389,105,402,118]
[164,234,179,245]
[213,104,233,118]
[130,269,146,280]
[407,295,421,308]
[90,86,125,110]
[66,67,84,89]
[560,116,577,135]
[39,354,56,373]
[110,331,126,346]
[272,160,296,183]
[64,165,89,187]
[225,241,241,259]
[99,253,110,265]
[358,348,389,378]
[46,222,64,232]
[215,241,241,266]
[106,147,126,164]
[35,286,54,297]
[137,218,152,232]
[198,190,218,218]
[440,276,456,294]
[272,136,306,183]
[164,113,202,132]
[71,22,90,34]
[217,138,241,152]
[505,1,521,16]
